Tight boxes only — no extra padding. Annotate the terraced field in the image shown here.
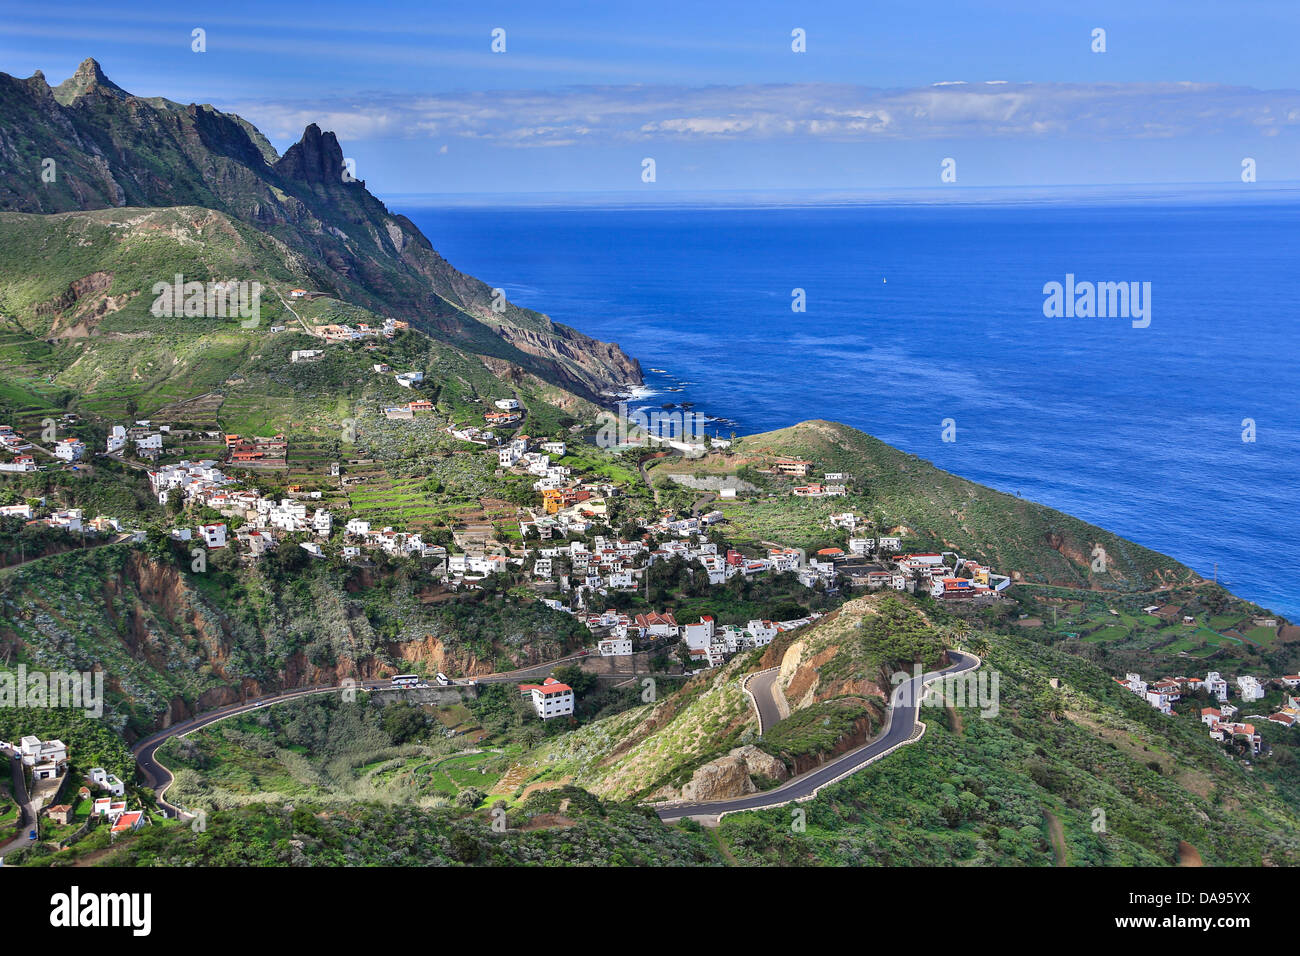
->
[344,472,468,530]
[419,751,501,796]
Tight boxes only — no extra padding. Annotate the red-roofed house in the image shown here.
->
[111,810,146,835]
[633,611,678,637]
[518,677,575,720]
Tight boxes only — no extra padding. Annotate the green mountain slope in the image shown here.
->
[677,419,1204,592]
[0,59,640,402]
[717,625,1300,866]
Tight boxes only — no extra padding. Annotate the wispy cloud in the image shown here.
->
[227,81,1300,147]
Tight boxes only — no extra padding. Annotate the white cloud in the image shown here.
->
[227,81,1300,150]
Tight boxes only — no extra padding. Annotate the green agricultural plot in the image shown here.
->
[420,752,500,795]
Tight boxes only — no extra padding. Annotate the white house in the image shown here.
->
[494,398,520,410]
[48,509,83,532]
[19,736,67,769]
[1237,675,1266,702]
[1145,691,1173,715]
[111,810,146,835]
[682,616,716,651]
[53,438,86,462]
[106,425,127,454]
[598,636,633,656]
[633,611,678,638]
[1205,672,1230,702]
[0,455,38,472]
[199,523,227,549]
[540,441,566,456]
[519,677,575,719]
[1117,673,1148,697]
[88,767,125,797]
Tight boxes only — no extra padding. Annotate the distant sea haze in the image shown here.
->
[401,197,1300,620]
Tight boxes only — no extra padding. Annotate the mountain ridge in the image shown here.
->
[0,58,641,402]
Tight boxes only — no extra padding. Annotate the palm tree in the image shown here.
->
[1038,689,1065,722]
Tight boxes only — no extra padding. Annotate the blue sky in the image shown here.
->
[4,0,1300,196]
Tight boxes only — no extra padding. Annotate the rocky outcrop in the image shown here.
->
[52,57,129,104]
[730,745,788,782]
[686,754,756,801]
[387,632,545,678]
[274,123,350,187]
[668,745,791,802]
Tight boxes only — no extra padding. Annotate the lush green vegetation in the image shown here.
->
[157,694,502,809]
[13,786,722,867]
[715,629,1300,866]
[0,709,134,784]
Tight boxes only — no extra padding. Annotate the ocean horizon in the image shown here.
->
[400,196,1300,620]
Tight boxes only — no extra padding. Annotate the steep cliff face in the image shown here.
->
[0,59,642,401]
[388,633,561,677]
[0,545,576,737]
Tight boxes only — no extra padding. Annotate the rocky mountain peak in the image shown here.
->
[53,57,130,105]
[274,123,350,186]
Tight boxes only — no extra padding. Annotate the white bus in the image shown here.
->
[435,672,451,686]
[390,674,421,688]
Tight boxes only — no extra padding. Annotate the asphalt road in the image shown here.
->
[132,652,593,815]
[0,747,37,858]
[133,681,393,814]
[655,650,981,822]
[745,668,784,734]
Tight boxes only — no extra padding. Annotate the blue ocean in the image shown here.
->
[400,197,1300,619]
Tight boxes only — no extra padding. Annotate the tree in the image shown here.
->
[456,787,486,809]
[552,665,597,697]
[382,701,428,744]
[1037,689,1065,722]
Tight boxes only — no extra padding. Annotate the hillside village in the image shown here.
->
[0,735,147,848]
[1114,666,1300,756]
[2,393,1295,726]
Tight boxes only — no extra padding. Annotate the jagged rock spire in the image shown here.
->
[52,57,130,104]
[274,123,349,185]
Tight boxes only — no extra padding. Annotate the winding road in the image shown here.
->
[655,650,981,822]
[741,668,785,735]
[131,645,980,827]
[0,746,37,858]
[132,652,594,816]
